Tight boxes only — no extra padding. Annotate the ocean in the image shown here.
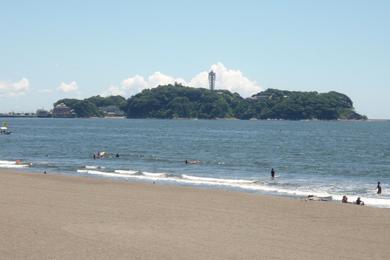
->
[1,118,389,207]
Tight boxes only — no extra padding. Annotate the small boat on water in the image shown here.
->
[0,122,11,135]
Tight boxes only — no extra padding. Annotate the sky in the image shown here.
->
[0,0,389,118]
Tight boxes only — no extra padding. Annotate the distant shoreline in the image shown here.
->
[0,115,380,121]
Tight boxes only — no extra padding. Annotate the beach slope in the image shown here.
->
[0,169,389,260]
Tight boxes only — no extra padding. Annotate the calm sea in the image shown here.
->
[1,118,389,207]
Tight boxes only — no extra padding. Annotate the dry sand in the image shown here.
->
[0,169,389,260]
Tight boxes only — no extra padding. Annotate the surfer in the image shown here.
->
[115,153,120,158]
[377,182,382,194]
[271,168,275,179]
[185,160,188,164]
[93,154,96,160]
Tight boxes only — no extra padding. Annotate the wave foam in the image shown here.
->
[78,169,131,178]
[182,174,256,184]
[142,172,167,177]
[0,164,30,169]
[0,160,31,168]
[77,169,167,181]
[75,169,390,208]
[114,170,138,175]
[85,165,105,170]
[0,160,17,165]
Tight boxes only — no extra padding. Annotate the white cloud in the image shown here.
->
[198,63,262,97]
[121,75,148,95]
[102,63,262,98]
[58,81,78,93]
[0,78,30,97]
[101,85,126,97]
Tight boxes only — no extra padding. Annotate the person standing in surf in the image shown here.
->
[271,168,275,179]
[377,182,382,194]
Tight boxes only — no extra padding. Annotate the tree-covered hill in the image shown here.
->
[53,85,366,120]
[123,84,243,119]
[54,95,126,118]
[242,89,366,120]
[123,84,366,120]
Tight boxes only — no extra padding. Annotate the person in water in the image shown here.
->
[271,168,275,179]
[377,182,382,194]
[185,160,188,164]
[355,197,364,206]
[342,195,348,203]
[115,153,120,158]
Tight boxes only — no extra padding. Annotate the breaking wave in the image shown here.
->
[0,160,31,168]
[74,168,390,208]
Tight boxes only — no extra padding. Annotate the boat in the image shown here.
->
[0,122,11,135]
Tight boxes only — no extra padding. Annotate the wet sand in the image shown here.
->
[1,169,389,259]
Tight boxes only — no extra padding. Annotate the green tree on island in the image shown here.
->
[54,85,366,120]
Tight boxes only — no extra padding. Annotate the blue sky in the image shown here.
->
[0,0,389,118]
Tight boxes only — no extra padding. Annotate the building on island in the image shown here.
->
[51,103,76,118]
[36,109,51,118]
[208,70,216,91]
[99,105,125,117]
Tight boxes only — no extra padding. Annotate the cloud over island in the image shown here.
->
[0,78,30,97]
[102,63,262,98]
[58,81,79,93]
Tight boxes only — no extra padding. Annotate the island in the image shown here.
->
[51,84,367,120]
[52,95,127,118]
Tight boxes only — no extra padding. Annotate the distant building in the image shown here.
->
[208,70,216,91]
[52,103,76,118]
[100,105,125,117]
[36,109,51,118]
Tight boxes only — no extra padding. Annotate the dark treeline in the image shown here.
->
[54,95,126,118]
[123,84,366,120]
[54,84,367,120]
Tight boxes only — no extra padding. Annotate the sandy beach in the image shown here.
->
[0,169,389,260]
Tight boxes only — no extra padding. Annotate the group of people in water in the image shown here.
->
[93,151,120,159]
[185,160,201,165]
[15,160,33,167]
[342,195,365,205]
[341,182,382,206]
[271,168,383,206]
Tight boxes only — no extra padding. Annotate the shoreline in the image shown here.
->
[27,166,390,208]
[1,116,375,120]
[2,162,389,208]
[1,168,390,259]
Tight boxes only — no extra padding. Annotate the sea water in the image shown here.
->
[1,118,389,207]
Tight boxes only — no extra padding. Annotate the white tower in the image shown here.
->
[208,70,216,91]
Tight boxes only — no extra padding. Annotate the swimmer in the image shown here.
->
[377,182,382,195]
